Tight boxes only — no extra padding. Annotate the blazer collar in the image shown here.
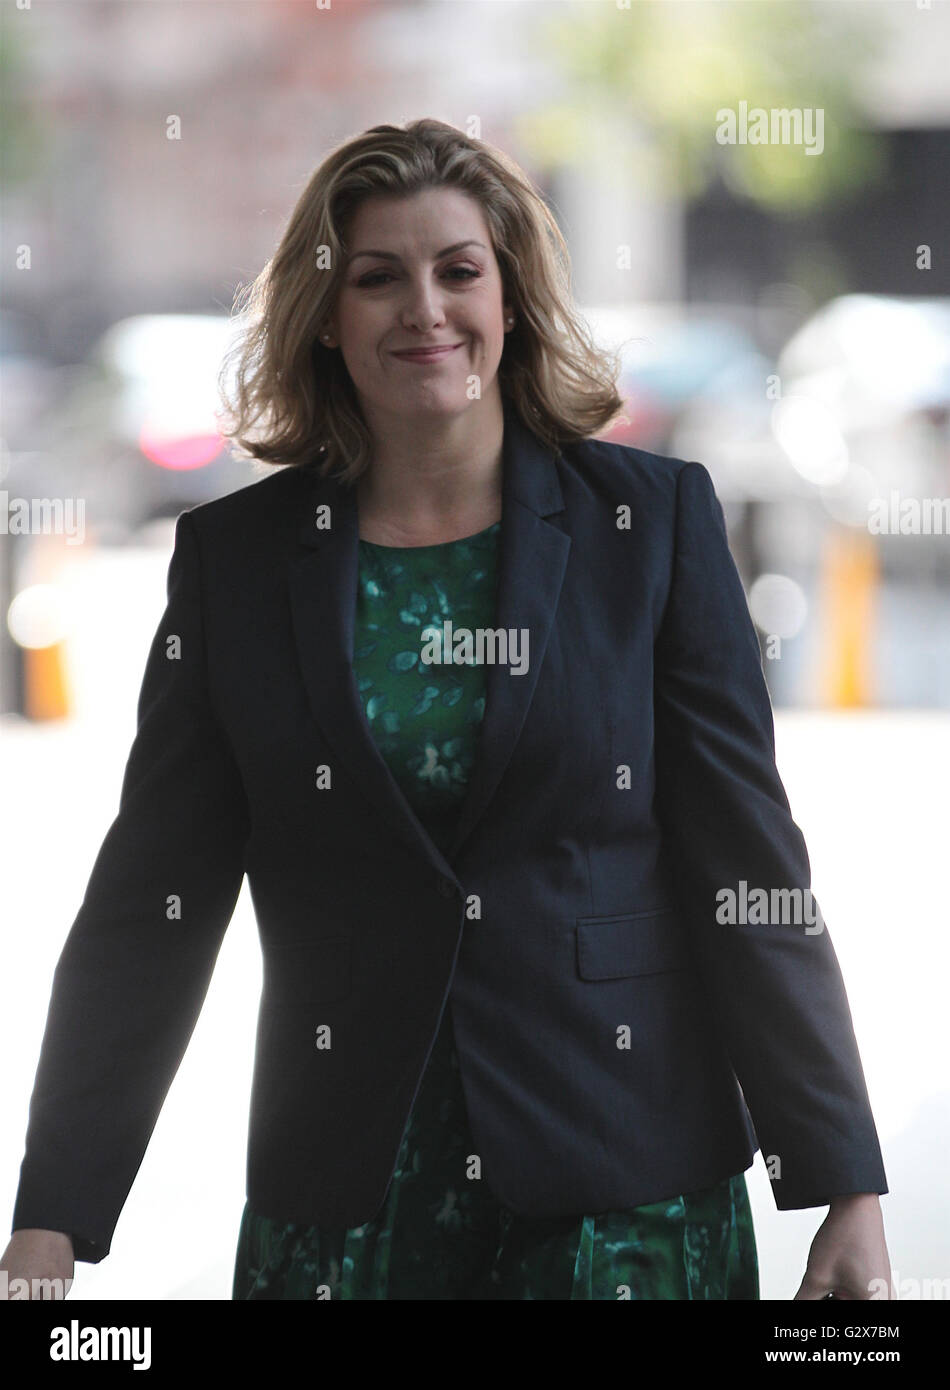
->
[286,400,571,884]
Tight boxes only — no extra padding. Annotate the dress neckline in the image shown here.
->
[358,519,501,552]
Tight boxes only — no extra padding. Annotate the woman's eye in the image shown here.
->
[356,266,480,288]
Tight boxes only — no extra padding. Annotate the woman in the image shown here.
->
[5,119,889,1301]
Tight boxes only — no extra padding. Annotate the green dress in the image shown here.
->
[231,519,759,1300]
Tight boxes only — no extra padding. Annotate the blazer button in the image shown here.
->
[436,875,456,898]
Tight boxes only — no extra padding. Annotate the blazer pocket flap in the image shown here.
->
[576,908,691,980]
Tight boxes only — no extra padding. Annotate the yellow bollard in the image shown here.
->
[816,527,878,708]
[24,641,72,720]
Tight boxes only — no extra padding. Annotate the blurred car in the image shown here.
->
[7,313,263,538]
[583,302,782,497]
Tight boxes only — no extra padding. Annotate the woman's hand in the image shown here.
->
[794,1193,891,1299]
[0,1229,74,1299]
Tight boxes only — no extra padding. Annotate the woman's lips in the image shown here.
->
[391,343,463,363]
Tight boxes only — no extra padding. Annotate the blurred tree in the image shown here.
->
[516,0,891,212]
[0,11,47,190]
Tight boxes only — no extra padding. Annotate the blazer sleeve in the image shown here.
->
[652,460,888,1210]
[10,509,251,1263]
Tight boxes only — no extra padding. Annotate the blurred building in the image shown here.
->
[4,0,949,355]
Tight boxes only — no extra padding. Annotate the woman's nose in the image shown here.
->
[399,280,446,331]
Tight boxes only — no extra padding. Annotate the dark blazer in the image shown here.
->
[11,401,888,1264]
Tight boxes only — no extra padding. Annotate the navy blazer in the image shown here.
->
[11,401,888,1263]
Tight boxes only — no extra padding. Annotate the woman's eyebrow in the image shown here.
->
[348,239,487,264]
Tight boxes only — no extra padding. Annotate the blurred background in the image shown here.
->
[1,0,947,1302]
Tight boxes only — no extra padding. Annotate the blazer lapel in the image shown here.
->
[286,402,571,880]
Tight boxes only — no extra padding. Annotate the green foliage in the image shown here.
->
[524,0,893,213]
[0,12,50,190]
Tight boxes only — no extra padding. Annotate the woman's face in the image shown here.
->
[326,187,513,424]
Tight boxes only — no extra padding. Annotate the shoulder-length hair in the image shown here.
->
[217,117,626,485]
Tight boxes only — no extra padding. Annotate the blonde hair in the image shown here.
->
[217,117,625,485]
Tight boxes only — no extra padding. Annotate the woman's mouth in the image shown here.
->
[391,343,464,363]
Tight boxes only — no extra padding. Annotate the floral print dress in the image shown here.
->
[231,519,759,1300]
